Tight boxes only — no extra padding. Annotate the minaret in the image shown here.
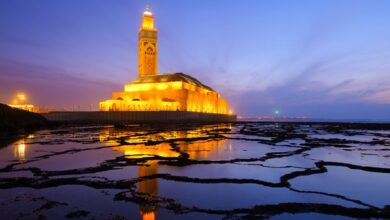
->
[138,5,158,78]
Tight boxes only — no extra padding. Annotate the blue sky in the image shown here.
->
[0,0,390,120]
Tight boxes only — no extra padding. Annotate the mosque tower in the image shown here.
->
[138,5,158,78]
[99,5,232,116]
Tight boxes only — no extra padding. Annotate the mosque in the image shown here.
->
[99,6,231,115]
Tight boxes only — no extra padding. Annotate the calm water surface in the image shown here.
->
[0,123,389,219]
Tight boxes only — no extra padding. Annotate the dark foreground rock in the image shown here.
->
[0,122,389,219]
[0,103,52,132]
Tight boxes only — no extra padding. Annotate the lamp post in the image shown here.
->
[274,110,280,119]
[274,109,280,128]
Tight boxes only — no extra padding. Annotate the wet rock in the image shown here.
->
[0,103,53,133]
[0,122,389,219]
[65,210,90,218]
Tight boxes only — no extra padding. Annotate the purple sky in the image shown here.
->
[0,0,390,120]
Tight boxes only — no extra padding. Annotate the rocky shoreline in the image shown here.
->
[0,103,52,133]
[0,122,389,219]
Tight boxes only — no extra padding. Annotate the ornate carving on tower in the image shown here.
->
[138,5,158,78]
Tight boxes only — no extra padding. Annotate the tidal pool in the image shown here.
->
[0,122,389,219]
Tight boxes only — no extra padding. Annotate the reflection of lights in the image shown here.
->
[14,140,26,161]
[100,124,230,219]
[114,143,180,158]
[140,211,155,220]
[100,124,231,160]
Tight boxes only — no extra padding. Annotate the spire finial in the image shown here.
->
[144,4,152,15]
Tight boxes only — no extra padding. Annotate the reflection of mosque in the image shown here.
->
[99,124,230,220]
[138,162,158,220]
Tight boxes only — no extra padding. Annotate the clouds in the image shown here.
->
[0,0,389,119]
[0,58,120,110]
[224,53,390,119]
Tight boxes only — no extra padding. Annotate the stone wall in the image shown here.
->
[42,111,236,124]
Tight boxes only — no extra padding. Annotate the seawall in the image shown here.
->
[42,111,236,124]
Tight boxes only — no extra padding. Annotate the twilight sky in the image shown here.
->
[1,0,390,120]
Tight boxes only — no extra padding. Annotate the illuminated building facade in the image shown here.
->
[138,5,158,78]
[99,6,231,114]
[8,93,39,113]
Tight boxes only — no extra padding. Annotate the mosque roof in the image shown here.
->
[132,73,215,91]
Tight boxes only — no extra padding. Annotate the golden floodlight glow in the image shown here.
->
[156,83,168,90]
[17,93,26,101]
[142,16,154,29]
[8,93,40,113]
[172,81,182,90]
[139,4,157,77]
[99,5,232,115]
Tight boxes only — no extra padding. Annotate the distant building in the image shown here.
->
[8,93,40,113]
[8,104,38,113]
[100,6,231,114]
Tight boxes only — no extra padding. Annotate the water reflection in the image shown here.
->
[115,143,180,158]
[139,162,158,220]
[13,140,26,162]
[11,134,36,162]
[99,124,231,220]
[2,124,389,219]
